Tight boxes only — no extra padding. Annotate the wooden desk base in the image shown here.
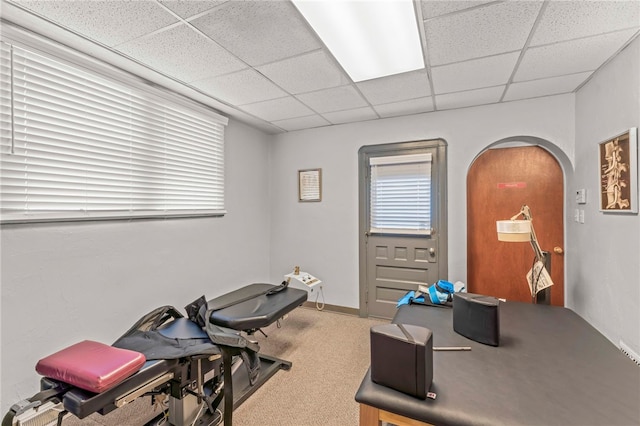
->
[359,404,433,426]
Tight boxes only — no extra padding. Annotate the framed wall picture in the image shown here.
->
[298,168,322,202]
[599,127,638,213]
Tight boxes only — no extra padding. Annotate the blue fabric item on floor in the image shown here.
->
[397,291,421,307]
[397,280,458,307]
[428,280,455,304]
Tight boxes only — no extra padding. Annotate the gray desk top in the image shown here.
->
[355,301,640,425]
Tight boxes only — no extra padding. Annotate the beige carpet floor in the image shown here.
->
[58,307,387,425]
[233,307,386,426]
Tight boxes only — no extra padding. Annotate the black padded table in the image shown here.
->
[355,301,640,426]
[209,283,307,331]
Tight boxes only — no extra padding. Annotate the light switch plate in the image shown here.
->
[576,189,587,204]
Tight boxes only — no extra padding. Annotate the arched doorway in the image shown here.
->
[467,140,566,306]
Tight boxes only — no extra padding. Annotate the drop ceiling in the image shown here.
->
[3,0,640,134]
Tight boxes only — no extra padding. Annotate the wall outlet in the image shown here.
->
[576,189,587,204]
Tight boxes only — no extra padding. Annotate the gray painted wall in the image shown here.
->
[0,119,273,410]
[269,95,576,310]
[572,37,640,358]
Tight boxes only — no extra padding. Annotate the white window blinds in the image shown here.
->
[0,41,226,223]
[370,153,432,235]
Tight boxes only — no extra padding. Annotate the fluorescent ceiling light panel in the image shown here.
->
[292,0,424,82]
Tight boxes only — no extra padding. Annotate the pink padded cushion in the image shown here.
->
[35,340,146,393]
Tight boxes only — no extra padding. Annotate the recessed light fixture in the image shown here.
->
[292,0,425,82]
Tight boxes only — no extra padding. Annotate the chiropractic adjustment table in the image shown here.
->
[3,283,307,426]
[356,301,640,426]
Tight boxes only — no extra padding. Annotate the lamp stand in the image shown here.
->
[534,251,551,305]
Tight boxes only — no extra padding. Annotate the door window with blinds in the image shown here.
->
[0,41,227,223]
[369,153,432,235]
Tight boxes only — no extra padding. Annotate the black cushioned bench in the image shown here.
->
[209,283,307,331]
[4,283,308,426]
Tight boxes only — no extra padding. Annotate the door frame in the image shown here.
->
[358,139,448,317]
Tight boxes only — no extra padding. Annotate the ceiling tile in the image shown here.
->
[9,0,639,134]
[374,97,434,118]
[190,1,321,66]
[117,24,246,83]
[357,70,430,105]
[420,1,495,20]
[13,0,178,46]
[436,86,504,110]
[191,68,287,105]
[256,50,351,94]
[425,1,542,65]
[322,107,379,125]
[504,72,592,102]
[531,0,640,47]
[432,52,520,94]
[271,114,330,132]
[515,29,638,82]
[297,85,368,114]
[158,0,226,19]
[240,97,315,122]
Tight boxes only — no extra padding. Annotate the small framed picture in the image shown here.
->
[599,128,638,213]
[298,168,322,202]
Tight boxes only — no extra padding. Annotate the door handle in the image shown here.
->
[553,247,564,254]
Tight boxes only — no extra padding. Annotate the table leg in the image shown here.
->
[359,403,434,426]
[359,403,380,426]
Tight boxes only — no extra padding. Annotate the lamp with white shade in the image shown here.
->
[496,205,553,304]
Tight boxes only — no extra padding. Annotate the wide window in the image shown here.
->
[0,41,227,224]
[369,153,432,235]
